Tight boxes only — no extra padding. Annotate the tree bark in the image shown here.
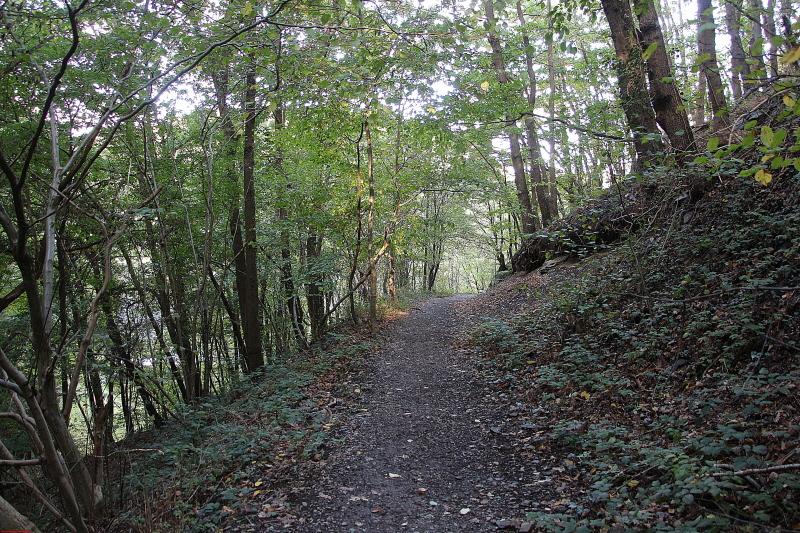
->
[637,0,695,154]
[698,0,731,128]
[763,0,779,77]
[748,0,767,82]
[0,494,43,533]
[210,67,252,368]
[600,0,666,171]
[366,118,378,333]
[242,58,263,371]
[725,0,750,100]
[545,0,559,221]
[0,347,89,533]
[305,234,327,342]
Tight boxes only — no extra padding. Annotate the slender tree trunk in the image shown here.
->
[600,0,666,171]
[365,118,378,333]
[725,0,750,100]
[121,246,189,402]
[698,0,731,128]
[637,0,695,153]
[210,68,253,368]
[0,348,90,533]
[102,297,163,428]
[763,0,779,77]
[306,234,326,342]
[780,0,796,49]
[516,0,553,227]
[545,0,559,220]
[242,58,263,371]
[484,0,538,234]
[274,104,307,348]
[748,0,767,81]
[348,124,365,325]
[388,247,396,305]
[695,69,707,125]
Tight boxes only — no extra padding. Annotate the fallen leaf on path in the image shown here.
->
[460,508,471,515]
[388,473,401,478]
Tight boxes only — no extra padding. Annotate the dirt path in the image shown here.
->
[256,295,560,533]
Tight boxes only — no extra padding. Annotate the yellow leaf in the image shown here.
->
[580,391,591,400]
[253,490,262,496]
[241,1,253,16]
[762,154,775,163]
[254,480,263,487]
[784,95,797,108]
[755,169,773,186]
[426,106,436,114]
[627,480,640,487]
[480,81,490,91]
[780,46,800,64]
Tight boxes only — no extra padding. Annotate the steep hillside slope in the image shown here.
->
[462,94,800,531]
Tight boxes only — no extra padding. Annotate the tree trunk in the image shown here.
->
[516,0,553,228]
[748,0,767,82]
[211,67,253,368]
[242,58,263,371]
[698,0,731,128]
[637,0,695,154]
[763,0,779,77]
[306,234,327,342]
[0,495,43,533]
[484,0,539,234]
[348,123,365,326]
[545,0,559,221]
[102,297,163,428]
[388,247,397,305]
[365,119,378,333]
[274,104,307,348]
[600,0,666,171]
[121,246,189,402]
[0,348,90,533]
[725,0,750,100]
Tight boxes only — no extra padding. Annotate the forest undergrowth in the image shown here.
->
[102,318,393,533]
[467,127,800,530]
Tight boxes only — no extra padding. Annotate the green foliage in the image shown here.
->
[115,336,372,532]
[468,152,800,530]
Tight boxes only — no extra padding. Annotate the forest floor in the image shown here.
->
[233,293,564,533]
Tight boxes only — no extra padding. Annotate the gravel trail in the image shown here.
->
[257,295,557,533]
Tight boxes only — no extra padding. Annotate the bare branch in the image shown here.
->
[710,463,800,477]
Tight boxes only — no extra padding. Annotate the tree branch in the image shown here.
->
[710,463,800,477]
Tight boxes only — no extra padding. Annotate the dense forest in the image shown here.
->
[0,0,798,530]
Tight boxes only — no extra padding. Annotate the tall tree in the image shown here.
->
[600,0,666,170]
[636,0,695,153]
[516,0,556,227]
[241,57,263,371]
[698,0,731,128]
[484,0,539,234]
[725,0,751,100]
